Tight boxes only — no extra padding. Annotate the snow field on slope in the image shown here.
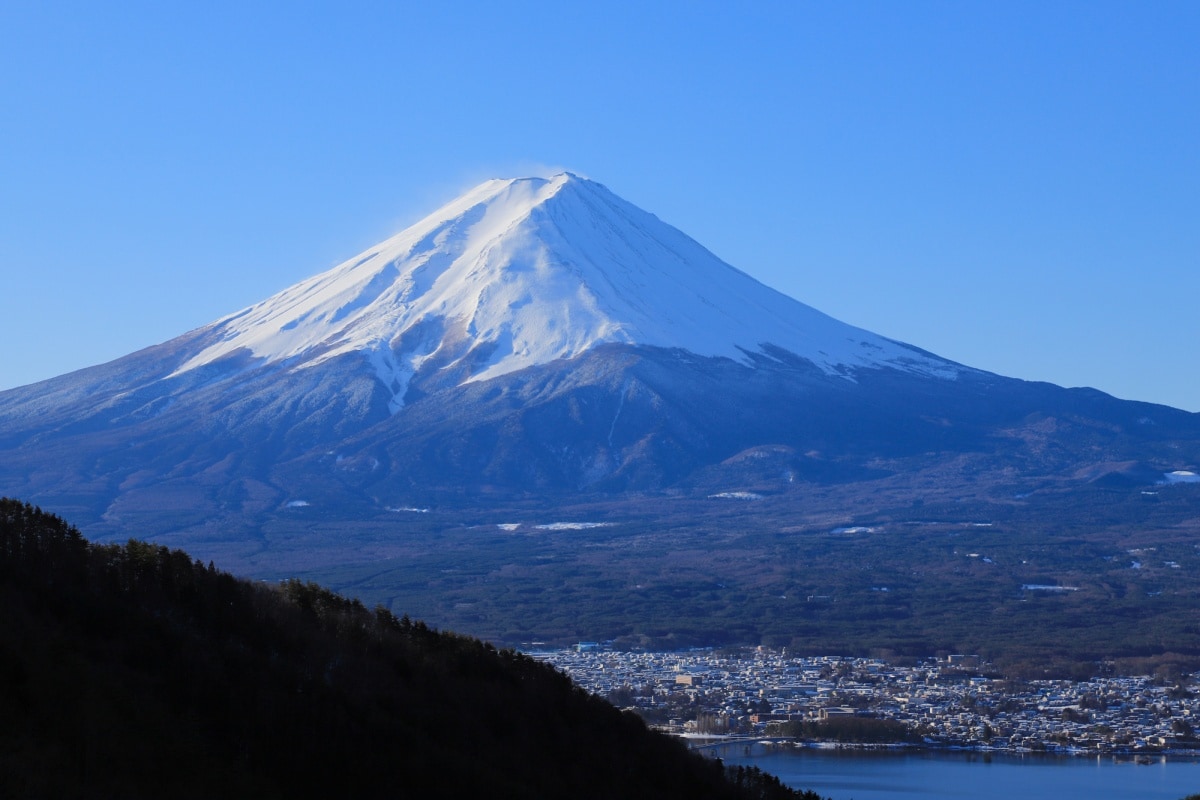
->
[171,173,961,399]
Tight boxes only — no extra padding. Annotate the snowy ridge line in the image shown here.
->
[168,173,963,396]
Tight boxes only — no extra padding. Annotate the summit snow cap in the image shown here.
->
[173,173,960,407]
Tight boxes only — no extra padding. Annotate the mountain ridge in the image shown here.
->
[164,172,961,407]
[0,173,1197,656]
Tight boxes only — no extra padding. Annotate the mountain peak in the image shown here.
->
[170,173,961,408]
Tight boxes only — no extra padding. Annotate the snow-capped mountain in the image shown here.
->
[0,172,1197,581]
[172,173,959,412]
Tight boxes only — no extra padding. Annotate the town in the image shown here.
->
[533,646,1200,756]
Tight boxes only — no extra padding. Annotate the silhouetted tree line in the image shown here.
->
[0,499,824,799]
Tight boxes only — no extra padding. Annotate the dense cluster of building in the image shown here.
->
[532,647,1200,755]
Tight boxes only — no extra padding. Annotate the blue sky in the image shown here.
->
[2,1,1197,410]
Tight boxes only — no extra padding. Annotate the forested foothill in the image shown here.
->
[0,499,820,799]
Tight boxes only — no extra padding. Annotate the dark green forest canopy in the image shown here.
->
[0,498,821,800]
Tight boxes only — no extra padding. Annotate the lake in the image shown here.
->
[714,743,1200,800]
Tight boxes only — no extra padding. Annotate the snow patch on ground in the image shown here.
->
[1162,470,1200,484]
[1021,584,1079,592]
[285,500,310,508]
[708,491,764,500]
[387,506,429,513]
[367,346,415,414]
[533,522,616,531]
[496,523,521,531]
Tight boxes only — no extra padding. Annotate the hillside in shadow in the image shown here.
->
[0,498,818,799]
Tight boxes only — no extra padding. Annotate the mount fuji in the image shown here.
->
[170,173,960,401]
[1,173,1198,650]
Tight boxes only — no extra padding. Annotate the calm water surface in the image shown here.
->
[716,744,1200,800]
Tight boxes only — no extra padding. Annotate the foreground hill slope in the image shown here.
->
[0,499,813,800]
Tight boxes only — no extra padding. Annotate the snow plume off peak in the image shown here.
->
[170,172,961,398]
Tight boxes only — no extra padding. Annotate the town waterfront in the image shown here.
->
[539,648,1200,754]
[717,744,1200,800]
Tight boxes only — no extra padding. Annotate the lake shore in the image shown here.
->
[712,743,1200,800]
[685,733,1200,761]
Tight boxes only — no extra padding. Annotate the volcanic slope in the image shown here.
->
[170,172,961,391]
[0,173,1198,659]
[0,173,976,530]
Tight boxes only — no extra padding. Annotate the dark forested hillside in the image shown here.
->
[0,499,816,800]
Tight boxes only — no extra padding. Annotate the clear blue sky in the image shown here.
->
[2,1,1197,410]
